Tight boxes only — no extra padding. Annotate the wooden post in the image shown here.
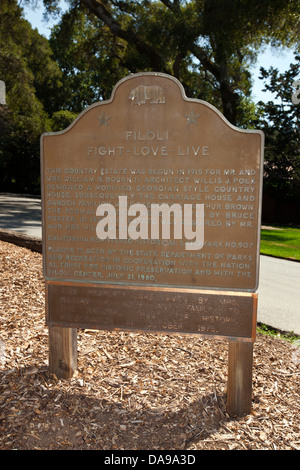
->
[49,326,77,379]
[227,340,254,416]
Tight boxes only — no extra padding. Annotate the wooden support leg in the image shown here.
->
[227,340,254,416]
[49,326,77,379]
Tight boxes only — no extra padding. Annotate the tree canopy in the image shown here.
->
[0,0,77,193]
[257,55,300,203]
[40,0,300,125]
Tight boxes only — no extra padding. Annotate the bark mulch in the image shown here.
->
[0,240,299,450]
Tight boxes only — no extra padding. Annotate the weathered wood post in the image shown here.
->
[49,326,77,379]
[227,340,254,415]
[227,293,257,415]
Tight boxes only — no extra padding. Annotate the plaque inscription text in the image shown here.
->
[41,74,264,292]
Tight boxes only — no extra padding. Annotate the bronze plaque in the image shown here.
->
[46,282,257,341]
[41,73,264,292]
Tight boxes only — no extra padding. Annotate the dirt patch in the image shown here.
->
[0,240,299,450]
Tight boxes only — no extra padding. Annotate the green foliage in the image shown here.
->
[0,0,62,194]
[49,109,78,131]
[49,6,129,111]
[257,323,300,344]
[257,55,300,201]
[0,104,43,194]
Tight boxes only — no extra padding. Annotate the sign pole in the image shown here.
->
[227,292,257,415]
[49,326,77,379]
[227,340,254,416]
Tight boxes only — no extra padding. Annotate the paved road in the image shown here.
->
[0,193,42,238]
[0,193,299,335]
[257,256,300,335]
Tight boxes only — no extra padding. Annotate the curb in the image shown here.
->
[0,229,42,253]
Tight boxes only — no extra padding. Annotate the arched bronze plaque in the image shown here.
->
[41,73,263,294]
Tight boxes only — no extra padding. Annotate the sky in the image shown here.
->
[22,2,297,104]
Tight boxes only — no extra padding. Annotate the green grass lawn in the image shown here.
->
[260,225,300,261]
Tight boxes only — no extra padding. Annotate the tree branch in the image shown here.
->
[159,0,181,12]
[79,0,167,71]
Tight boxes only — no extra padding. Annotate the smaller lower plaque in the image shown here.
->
[46,282,257,341]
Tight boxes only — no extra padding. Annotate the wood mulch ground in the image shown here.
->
[0,240,299,451]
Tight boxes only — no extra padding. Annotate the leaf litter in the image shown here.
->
[0,240,299,450]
